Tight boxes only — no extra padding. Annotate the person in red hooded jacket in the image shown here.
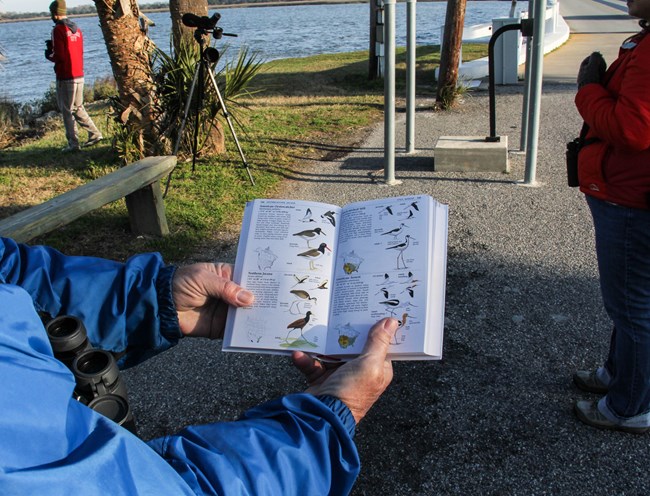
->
[45,0,103,152]
[572,0,650,434]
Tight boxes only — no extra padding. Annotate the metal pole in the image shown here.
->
[523,0,545,185]
[383,0,397,184]
[405,0,416,153]
[519,32,533,151]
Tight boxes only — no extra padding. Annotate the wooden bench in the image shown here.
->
[0,156,177,243]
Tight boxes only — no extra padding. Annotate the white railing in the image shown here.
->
[435,0,568,83]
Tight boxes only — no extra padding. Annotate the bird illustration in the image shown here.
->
[313,279,329,290]
[379,299,400,317]
[293,227,325,248]
[407,210,414,219]
[300,208,315,223]
[401,271,420,285]
[393,313,410,345]
[383,205,394,215]
[321,211,336,227]
[404,201,419,212]
[375,287,389,299]
[285,311,312,343]
[386,235,414,270]
[381,223,407,238]
[401,285,417,298]
[292,274,309,287]
[289,290,317,314]
[298,242,331,270]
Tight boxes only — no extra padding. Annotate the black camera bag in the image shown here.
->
[566,137,581,187]
[566,122,597,188]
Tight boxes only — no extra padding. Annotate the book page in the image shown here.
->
[325,195,440,357]
[224,199,341,355]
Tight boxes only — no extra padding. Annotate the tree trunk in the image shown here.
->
[436,0,467,109]
[94,0,159,157]
[168,0,225,155]
[169,0,208,56]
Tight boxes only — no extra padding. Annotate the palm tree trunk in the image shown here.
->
[169,0,208,56]
[94,0,159,156]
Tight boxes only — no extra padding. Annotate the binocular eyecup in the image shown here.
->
[45,315,137,435]
[88,394,137,434]
[46,315,92,367]
[72,349,129,404]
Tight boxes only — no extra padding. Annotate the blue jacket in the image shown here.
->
[0,238,359,495]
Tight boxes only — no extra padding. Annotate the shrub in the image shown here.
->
[90,76,118,102]
[0,97,21,147]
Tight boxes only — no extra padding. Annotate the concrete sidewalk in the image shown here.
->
[543,0,637,83]
[121,2,650,495]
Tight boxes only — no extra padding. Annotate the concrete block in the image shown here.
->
[434,136,509,173]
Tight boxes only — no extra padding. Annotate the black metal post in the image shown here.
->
[487,23,523,142]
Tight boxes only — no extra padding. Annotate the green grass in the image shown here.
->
[0,44,487,263]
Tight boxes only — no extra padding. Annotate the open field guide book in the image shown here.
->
[223,194,448,360]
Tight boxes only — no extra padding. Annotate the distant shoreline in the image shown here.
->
[0,0,419,23]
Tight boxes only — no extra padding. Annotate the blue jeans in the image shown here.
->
[587,195,650,420]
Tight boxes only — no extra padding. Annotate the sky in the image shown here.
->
[0,0,155,14]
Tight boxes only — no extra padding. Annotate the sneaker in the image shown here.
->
[85,135,103,147]
[574,399,650,434]
[61,145,80,153]
[573,368,609,394]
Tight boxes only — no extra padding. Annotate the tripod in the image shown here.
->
[171,23,255,186]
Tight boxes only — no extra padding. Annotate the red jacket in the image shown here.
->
[575,29,650,210]
[47,19,84,80]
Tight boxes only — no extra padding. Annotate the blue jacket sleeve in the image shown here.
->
[0,290,359,495]
[0,237,181,366]
[148,393,360,496]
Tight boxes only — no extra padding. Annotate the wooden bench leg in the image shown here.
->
[125,181,169,236]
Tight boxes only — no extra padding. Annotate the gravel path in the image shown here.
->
[123,78,650,494]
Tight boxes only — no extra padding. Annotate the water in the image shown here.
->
[0,1,527,103]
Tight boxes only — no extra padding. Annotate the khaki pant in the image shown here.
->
[56,78,101,149]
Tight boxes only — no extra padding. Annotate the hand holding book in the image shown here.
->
[293,317,397,424]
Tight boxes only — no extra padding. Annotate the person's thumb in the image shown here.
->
[362,318,398,359]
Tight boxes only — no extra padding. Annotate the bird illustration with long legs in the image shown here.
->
[293,227,325,248]
[288,290,317,314]
[386,235,414,270]
[284,311,317,347]
[393,313,410,345]
[298,242,331,270]
[378,299,400,317]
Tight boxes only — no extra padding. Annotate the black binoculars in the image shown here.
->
[45,316,137,434]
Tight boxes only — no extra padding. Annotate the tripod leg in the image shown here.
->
[173,62,201,156]
[206,69,255,186]
[190,59,207,173]
[165,61,202,197]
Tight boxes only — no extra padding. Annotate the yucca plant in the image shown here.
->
[153,38,264,159]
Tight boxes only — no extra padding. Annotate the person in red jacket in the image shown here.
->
[572,0,650,434]
[46,0,103,152]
